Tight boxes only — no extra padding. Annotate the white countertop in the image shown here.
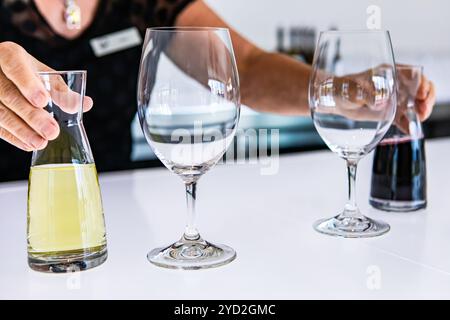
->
[1,137,450,300]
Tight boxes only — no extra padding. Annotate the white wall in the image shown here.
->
[205,0,450,54]
[205,0,450,102]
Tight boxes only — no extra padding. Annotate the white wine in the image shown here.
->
[29,71,108,272]
[27,163,107,259]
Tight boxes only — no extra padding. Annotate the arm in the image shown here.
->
[176,0,435,119]
[175,0,311,115]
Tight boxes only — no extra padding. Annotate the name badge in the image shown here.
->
[90,27,142,57]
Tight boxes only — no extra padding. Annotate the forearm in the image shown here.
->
[240,49,311,115]
[176,0,311,115]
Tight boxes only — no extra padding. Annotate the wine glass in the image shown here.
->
[309,30,397,237]
[137,27,240,269]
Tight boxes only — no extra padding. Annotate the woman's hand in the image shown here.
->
[415,75,436,121]
[0,41,93,151]
[394,66,436,133]
[315,65,436,131]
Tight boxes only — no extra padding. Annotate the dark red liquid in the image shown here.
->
[370,138,426,203]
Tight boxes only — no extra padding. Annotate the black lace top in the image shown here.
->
[0,0,194,181]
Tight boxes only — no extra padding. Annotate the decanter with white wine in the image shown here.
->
[27,71,107,273]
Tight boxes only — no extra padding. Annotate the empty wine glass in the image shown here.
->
[137,27,240,269]
[309,30,397,237]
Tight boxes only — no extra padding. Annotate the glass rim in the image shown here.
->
[145,26,229,32]
[319,29,391,35]
[36,70,87,76]
[396,64,423,71]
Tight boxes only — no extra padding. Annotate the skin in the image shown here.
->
[0,0,436,151]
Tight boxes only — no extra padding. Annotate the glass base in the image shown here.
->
[147,235,236,270]
[313,214,390,238]
[370,197,426,212]
[28,245,107,273]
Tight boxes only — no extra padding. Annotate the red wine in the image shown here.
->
[370,137,426,211]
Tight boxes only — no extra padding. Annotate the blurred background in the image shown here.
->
[1,0,448,179]
[130,0,450,166]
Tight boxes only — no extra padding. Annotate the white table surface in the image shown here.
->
[1,137,450,300]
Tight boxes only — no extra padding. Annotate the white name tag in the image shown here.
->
[90,27,142,57]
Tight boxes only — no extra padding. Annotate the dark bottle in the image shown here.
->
[370,65,427,212]
[370,135,427,211]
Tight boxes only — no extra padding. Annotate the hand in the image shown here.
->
[415,74,435,121]
[0,41,93,152]
[394,65,436,133]
[314,65,436,131]
[314,65,396,121]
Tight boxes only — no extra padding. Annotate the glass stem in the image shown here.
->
[184,181,200,241]
[344,159,360,216]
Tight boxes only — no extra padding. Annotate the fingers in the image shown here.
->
[37,73,94,113]
[417,81,436,121]
[0,42,94,151]
[84,96,93,111]
[0,126,34,152]
[333,77,368,110]
[417,75,431,100]
[44,76,90,114]
[29,55,54,73]
[31,57,94,112]
[0,102,48,150]
[0,70,59,140]
[0,42,50,108]
[393,110,410,135]
[397,66,436,122]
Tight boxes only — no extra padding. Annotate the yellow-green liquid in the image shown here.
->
[27,163,107,256]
